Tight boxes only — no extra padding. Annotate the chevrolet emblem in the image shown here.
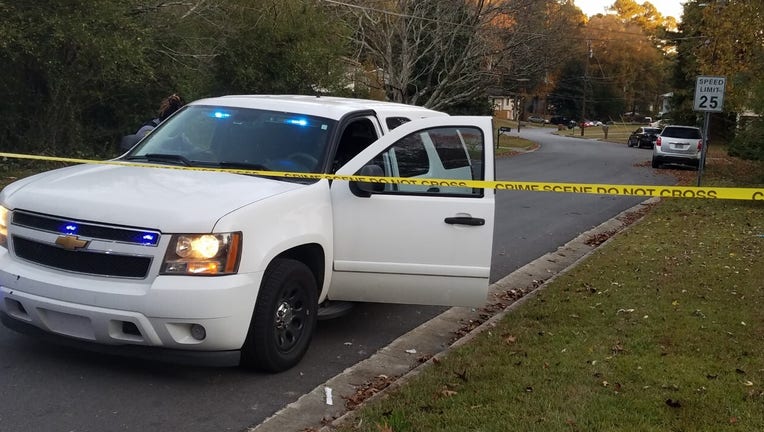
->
[55,235,89,251]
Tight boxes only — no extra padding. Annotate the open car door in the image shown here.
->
[328,116,495,307]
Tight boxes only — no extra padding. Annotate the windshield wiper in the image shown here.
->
[218,161,270,171]
[126,153,192,166]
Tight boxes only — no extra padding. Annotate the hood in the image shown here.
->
[1,164,303,232]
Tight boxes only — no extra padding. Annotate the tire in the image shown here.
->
[651,157,660,169]
[627,139,634,147]
[241,258,318,372]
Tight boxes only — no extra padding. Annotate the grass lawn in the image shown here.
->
[493,118,542,157]
[336,152,764,431]
[554,123,643,144]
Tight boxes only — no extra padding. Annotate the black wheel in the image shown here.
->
[627,139,634,147]
[651,157,661,169]
[241,258,317,372]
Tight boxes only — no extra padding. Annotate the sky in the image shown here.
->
[575,0,685,20]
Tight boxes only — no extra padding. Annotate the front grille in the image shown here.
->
[12,236,152,278]
[12,211,160,246]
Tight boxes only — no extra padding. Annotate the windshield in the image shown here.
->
[125,105,336,175]
[662,127,701,139]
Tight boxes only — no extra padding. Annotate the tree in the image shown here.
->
[337,0,589,113]
[671,0,764,159]
[587,14,669,117]
[0,0,353,158]
[609,0,677,32]
[547,7,670,122]
[336,0,496,111]
[212,0,351,95]
[0,1,160,155]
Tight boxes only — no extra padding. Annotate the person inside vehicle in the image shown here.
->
[135,93,186,137]
[120,93,186,151]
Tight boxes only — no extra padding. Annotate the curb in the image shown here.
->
[251,198,660,432]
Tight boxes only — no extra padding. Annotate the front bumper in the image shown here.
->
[0,251,264,365]
[1,311,240,367]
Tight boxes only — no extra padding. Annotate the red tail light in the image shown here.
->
[697,139,702,151]
[656,136,662,146]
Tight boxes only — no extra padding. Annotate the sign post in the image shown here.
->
[693,76,726,187]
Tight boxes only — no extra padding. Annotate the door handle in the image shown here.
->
[444,216,485,226]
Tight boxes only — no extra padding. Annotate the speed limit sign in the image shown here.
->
[694,76,726,112]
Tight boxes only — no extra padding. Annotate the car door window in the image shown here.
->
[359,126,484,197]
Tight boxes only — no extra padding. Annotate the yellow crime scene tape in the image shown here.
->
[2,152,762,201]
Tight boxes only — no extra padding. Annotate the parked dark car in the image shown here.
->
[551,116,577,129]
[550,116,570,125]
[627,127,661,148]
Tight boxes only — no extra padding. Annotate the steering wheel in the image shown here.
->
[286,153,318,171]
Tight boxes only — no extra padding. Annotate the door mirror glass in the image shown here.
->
[350,164,385,197]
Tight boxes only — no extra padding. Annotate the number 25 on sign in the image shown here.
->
[694,76,726,112]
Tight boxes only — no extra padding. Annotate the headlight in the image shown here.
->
[161,232,241,275]
[0,205,9,248]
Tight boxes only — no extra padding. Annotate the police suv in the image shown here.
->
[0,95,495,371]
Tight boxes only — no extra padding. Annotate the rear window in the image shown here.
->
[645,128,660,134]
[662,127,701,139]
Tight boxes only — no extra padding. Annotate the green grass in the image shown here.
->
[554,123,643,143]
[338,155,764,431]
[493,119,540,157]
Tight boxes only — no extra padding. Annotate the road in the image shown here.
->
[0,128,670,432]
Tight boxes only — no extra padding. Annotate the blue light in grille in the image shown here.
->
[138,232,159,246]
[62,223,78,234]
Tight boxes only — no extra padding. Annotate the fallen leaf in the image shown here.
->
[405,348,417,354]
[441,389,458,397]
[743,380,754,386]
[376,421,394,432]
[665,399,682,408]
[730,417,738,424]
[504,334,517,344]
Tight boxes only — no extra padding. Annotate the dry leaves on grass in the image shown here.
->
[375,422,395,432]
[344,374,398,410]
[585,230,618,247]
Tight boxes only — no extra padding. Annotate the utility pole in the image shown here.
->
[581,40,591,137]
[516,78,529,133]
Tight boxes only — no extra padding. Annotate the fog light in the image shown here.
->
[190,324,206,341]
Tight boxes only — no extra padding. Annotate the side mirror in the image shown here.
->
[350,164,385,197]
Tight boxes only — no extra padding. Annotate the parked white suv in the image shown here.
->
[652,125,703,169]
[0,95,496,371]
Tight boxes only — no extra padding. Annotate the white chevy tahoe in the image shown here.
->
[0,95,495,371]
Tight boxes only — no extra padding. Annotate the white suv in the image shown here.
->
[0,95,495,371]
[652,125,703,169]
